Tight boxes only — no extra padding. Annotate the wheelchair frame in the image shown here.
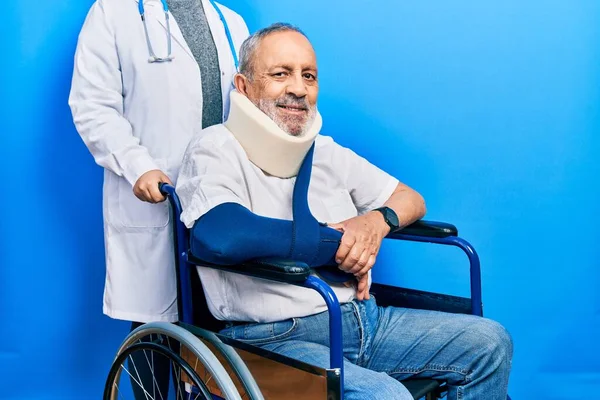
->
[158,184,485,400]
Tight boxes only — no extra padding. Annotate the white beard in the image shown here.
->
[224,90,322,178]
[256,98,317,137]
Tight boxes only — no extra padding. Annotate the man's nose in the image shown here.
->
[285,73,308,98]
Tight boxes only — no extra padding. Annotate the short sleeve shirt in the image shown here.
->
[176,125,398,322]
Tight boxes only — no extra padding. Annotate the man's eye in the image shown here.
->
[304,73,316,80]
[272,72,286,77]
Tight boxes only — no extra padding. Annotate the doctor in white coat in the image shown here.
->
[68,0,249,325]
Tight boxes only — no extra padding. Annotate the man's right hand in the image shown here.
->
[133,170,173,203]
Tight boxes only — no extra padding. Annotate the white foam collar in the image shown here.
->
[224,90,322,178]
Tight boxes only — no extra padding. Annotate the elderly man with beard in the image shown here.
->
[176,23,512,400]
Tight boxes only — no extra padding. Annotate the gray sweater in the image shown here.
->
[167,0,223,128]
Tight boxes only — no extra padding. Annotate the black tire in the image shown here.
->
[104,341,213,400]
[104,322,243,400]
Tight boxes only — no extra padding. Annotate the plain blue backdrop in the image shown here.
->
[2,1,599,398]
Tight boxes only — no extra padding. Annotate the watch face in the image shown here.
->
[385,208,399,228]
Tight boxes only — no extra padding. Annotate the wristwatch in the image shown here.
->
[373,206,400,232]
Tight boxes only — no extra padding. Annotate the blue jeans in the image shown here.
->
[220,297,512,400]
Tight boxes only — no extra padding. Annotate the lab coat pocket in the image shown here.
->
[321,190,358,224]
[114,160,170,229]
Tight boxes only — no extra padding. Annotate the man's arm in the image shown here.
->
[325,139,426,299]
[330,182,426,276]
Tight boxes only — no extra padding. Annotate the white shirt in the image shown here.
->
[176,125,398,322]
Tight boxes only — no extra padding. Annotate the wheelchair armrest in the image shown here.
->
[390,220,458,238]
[187,254,311,284]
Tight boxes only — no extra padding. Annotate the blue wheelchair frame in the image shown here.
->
[160,184,486,399]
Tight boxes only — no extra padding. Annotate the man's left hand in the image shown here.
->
[329,211,390,277]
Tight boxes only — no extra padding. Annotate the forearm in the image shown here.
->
[382,183,426,229]
[72,105,159,185]
[191,203,291,264]
[191,203,342,267]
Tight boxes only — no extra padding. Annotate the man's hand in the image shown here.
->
[329,211,390,277]
[356,274,370,301]
[343,274,371,301]
[133,169,173,203]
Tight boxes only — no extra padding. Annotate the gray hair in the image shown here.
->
[238,23,308,80]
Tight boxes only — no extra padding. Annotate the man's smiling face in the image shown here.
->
[237,30,319,136]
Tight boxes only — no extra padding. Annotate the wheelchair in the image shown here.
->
[103,184,495,400]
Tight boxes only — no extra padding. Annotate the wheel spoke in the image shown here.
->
[124,356,155,400]
[114,381,126,400]
[192,386,203,400]
[204,371,213,387]
[164,336,185,400]
[193,351,212,397]
[173,358,183,400]
[140,341,165,400]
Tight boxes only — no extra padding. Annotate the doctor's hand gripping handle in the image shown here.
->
[133,170,172,203]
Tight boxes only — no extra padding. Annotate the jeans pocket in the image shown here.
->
[221,318,298,345]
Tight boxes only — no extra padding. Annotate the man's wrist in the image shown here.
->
[372,206,400,234]
[370,210,392,236]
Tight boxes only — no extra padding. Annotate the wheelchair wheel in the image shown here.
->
[104,322,244,400]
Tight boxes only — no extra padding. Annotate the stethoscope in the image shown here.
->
[138,0,239,69]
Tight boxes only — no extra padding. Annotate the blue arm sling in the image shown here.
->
[190,144,351,283]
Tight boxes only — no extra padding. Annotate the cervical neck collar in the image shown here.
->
[224,90,322,178]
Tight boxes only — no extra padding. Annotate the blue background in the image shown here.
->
[2,0,599,398]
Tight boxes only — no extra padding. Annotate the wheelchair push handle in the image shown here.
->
[159,182,176,197]
[158,183,185,227]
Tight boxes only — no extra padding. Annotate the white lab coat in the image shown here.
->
[68,0,249,322]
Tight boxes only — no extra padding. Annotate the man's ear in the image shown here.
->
[234,74,250,95]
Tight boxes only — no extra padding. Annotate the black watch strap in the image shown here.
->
[374,206,400,231]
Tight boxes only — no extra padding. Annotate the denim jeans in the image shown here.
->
[220,297,512,400]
